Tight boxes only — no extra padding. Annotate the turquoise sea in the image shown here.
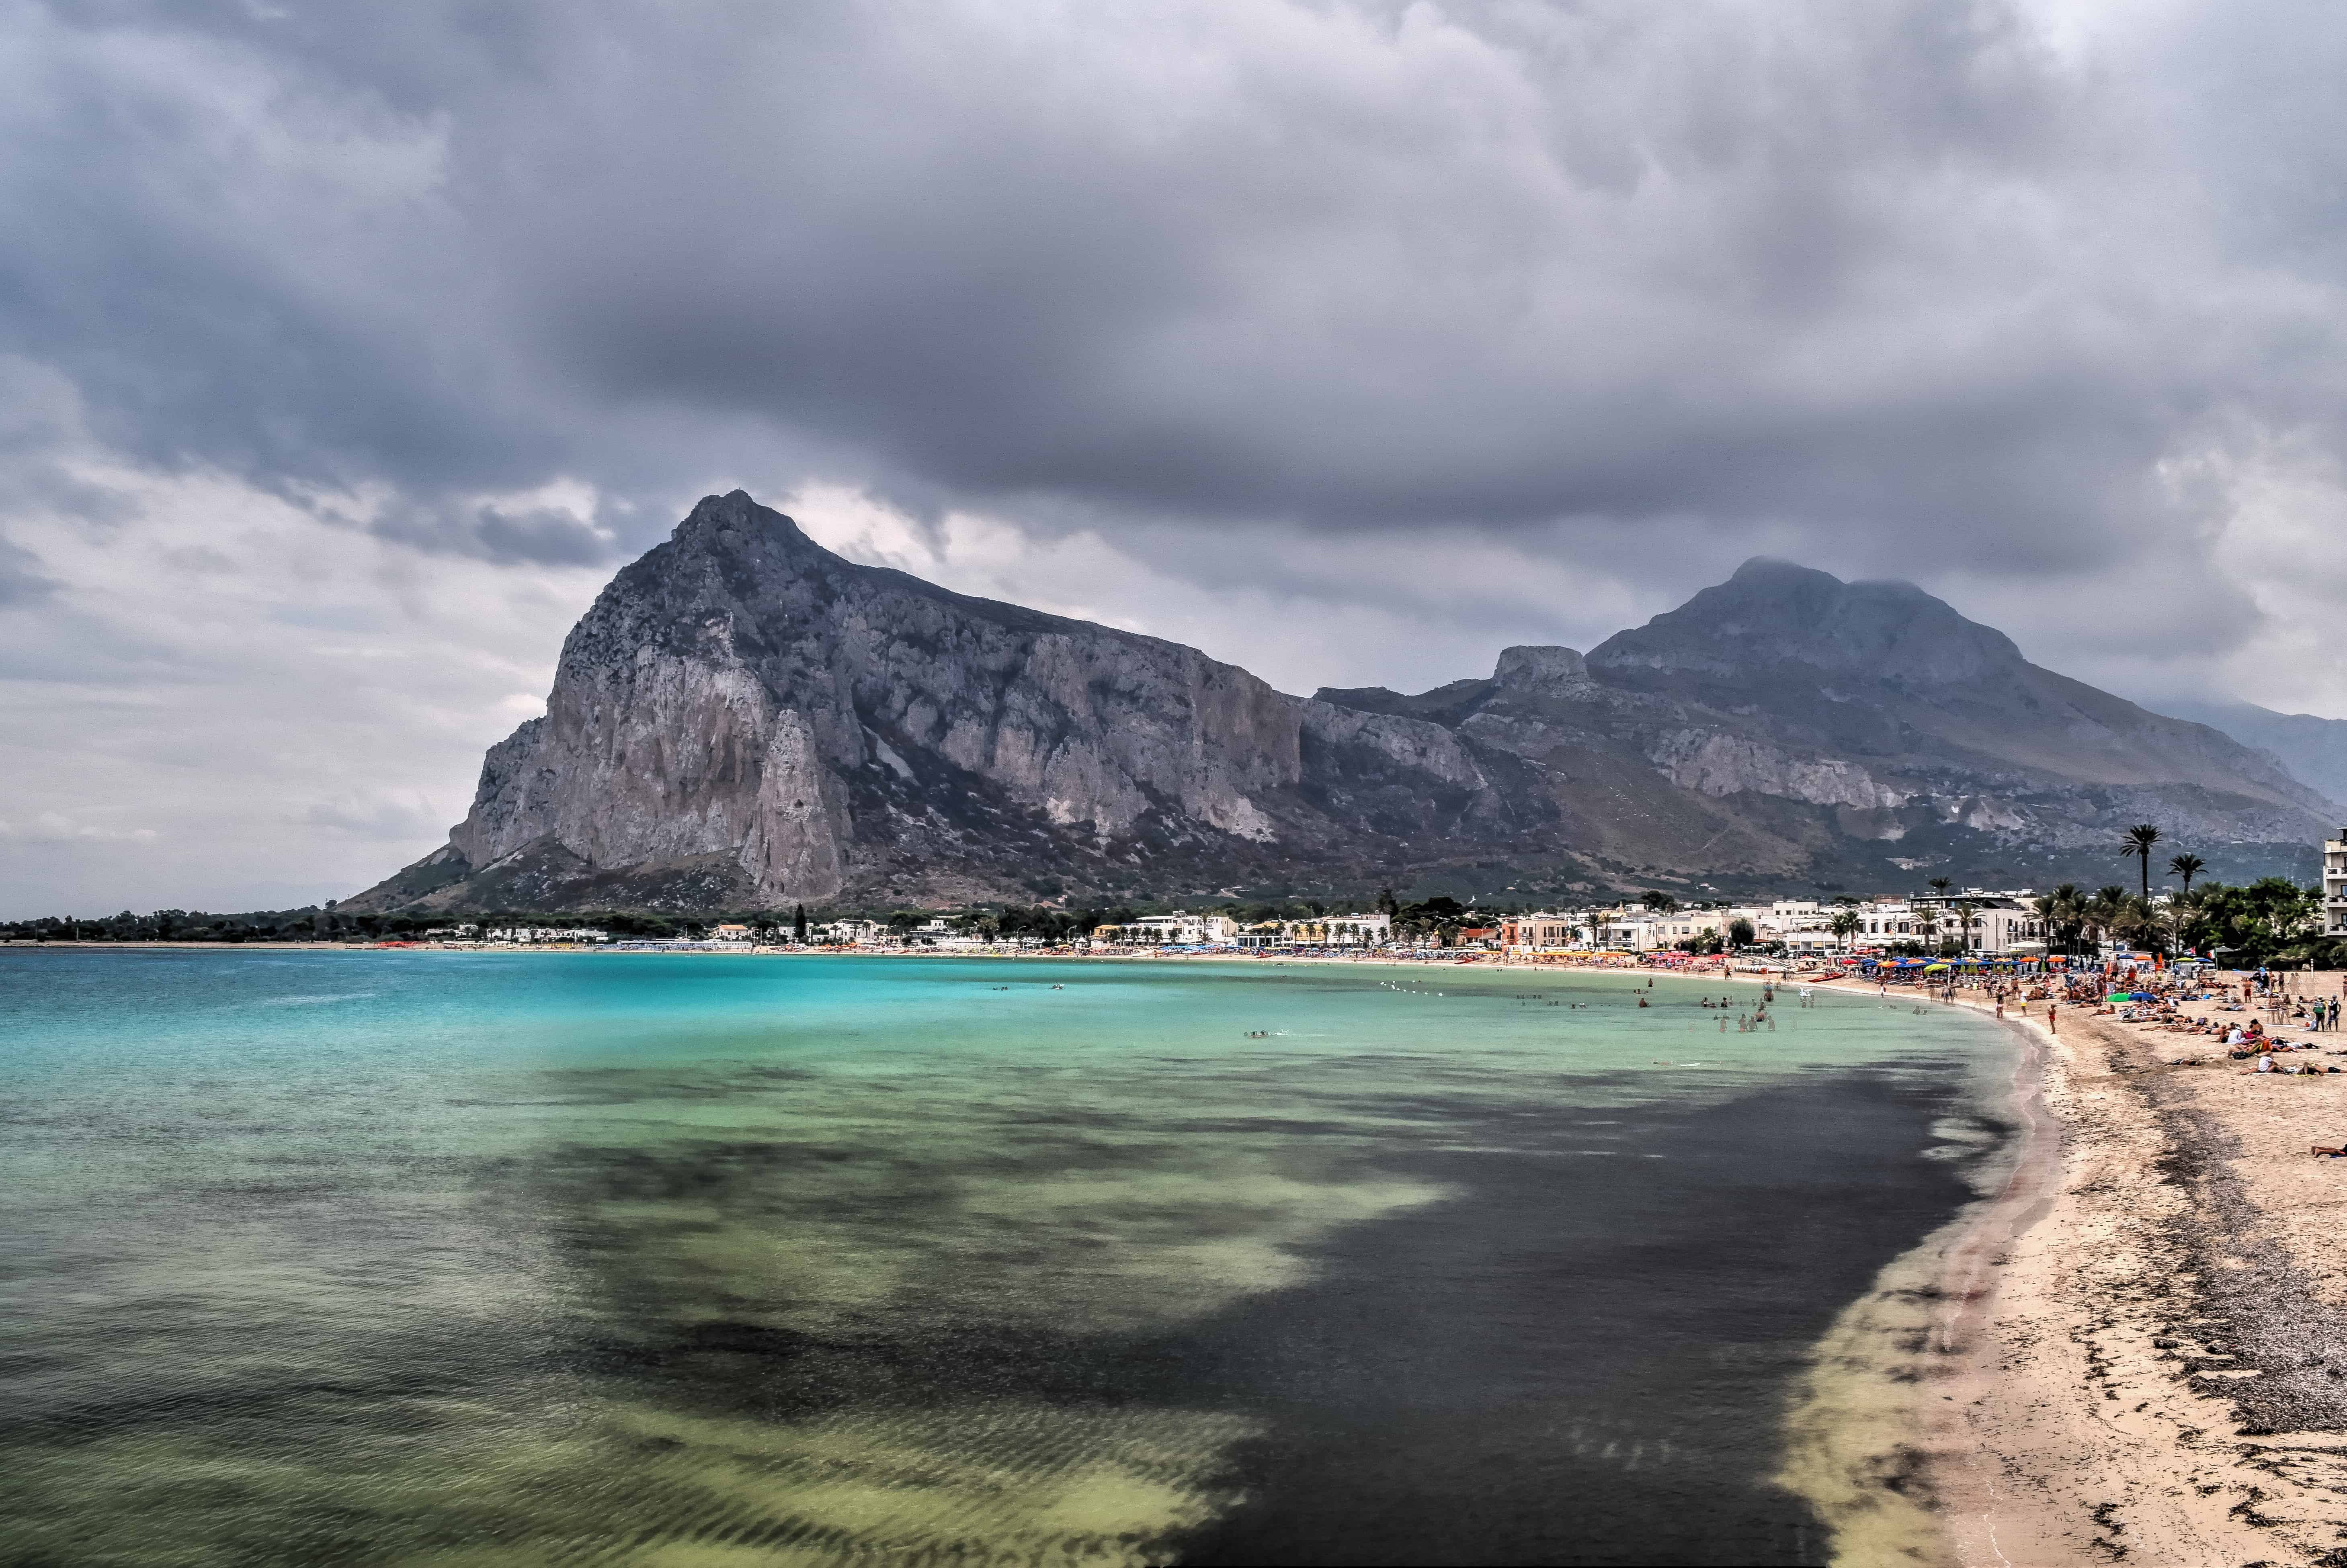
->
[0,949,2012,1566]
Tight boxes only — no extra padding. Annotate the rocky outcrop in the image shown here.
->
[349,503,2339,913]
[352,493,1561,911]
[1646,731,1908,810]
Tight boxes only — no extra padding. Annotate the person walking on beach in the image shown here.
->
[2048,1002,2058,1034]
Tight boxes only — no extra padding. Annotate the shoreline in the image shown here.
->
[1772,995,2059,1566]
[1782,980,2347,1566]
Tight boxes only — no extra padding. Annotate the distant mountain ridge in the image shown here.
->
[348,496,2334,913]
[2153,699,2347,821]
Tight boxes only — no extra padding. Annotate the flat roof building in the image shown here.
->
[2326,831,2347,937]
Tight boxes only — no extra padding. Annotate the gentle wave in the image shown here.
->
[243,991,377,1008]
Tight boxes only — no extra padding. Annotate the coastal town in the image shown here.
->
[15,855,2327,974]
[381,889,2056,961]
[8,866,2325,973]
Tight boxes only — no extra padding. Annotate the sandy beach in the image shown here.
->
[1778,974,2347,1566]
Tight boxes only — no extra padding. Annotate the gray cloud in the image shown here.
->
[17,0,2345,574]
[359,497,620,567]
[0,536,59,607]
[10,0,2347,910]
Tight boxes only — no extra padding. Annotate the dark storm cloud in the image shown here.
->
[363,497,619,567]
[6,0,2347,597]
[485,0,2116,542]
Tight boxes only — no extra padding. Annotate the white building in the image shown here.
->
[2326,830,2347,937]
[1283,913,1390,948]
[484,927,608,944]
[1493,888,2057,959]
[1907,890,2047,955]
[1849,901,1924,944]
[1096,913,1238,946]
[814,919,883,944]
[1567,907,1730,952]
[1642,910,1728,950]
[1500,914,1586,951]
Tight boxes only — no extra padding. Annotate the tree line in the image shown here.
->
[10,831,2338,964]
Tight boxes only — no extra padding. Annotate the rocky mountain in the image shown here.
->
[2154,698,2347,816]
[348,497,2337,914]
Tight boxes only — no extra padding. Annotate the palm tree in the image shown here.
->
[1927,877,1952,897]
[1953,897,1980,954]
[2122,823,2162,901]
[1830,908,1864,951]
[2040,883,2087,956]
[2171,884,2217,956]
[2168,853,2204,892]
[1916,910,1943,953]
[2114,895,2170,957]
[2083,886,2127,956]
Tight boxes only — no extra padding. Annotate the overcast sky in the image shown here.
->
[6,0,2347,915]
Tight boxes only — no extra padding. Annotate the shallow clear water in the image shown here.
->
[0,950,2010,1566]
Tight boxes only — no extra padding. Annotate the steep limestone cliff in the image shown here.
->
[354,492,1549,911]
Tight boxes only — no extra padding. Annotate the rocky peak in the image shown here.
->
[673,488,805,547]
[1492,645,1587,688]
[1586,557,2024,687]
